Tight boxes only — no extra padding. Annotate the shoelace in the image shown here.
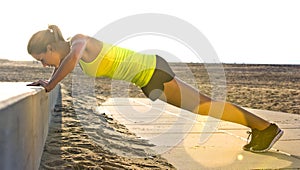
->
[246,131,252,144]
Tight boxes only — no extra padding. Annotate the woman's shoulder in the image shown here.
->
[70,34,88,42]
[70,34,102,45]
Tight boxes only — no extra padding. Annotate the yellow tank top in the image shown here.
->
[79,42,156,88]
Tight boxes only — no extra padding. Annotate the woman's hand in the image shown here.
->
[27,80,53,92]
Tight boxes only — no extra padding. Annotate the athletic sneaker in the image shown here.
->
[250,123,284,153]
[243,128,260,151]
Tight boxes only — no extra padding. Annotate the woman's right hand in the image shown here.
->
[27,80,53,92]
[27,80,49,86]
[27,81,40,86]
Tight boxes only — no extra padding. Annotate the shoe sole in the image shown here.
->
[243,145,251,151]
[243,147,250,151]
[250,129,284,153]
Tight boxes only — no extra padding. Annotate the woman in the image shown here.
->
[27,25,283,153]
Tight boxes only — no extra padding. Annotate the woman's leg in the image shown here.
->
[158,77,270,130]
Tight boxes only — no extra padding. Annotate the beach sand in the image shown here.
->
[0,59,299,169]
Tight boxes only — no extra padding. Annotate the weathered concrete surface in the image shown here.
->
[0,82,60,170]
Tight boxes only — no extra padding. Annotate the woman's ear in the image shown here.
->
[47,44,53,52]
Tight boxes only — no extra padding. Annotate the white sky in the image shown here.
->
[0,0,299,64]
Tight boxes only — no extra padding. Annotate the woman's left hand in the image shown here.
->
[27,80,52,92]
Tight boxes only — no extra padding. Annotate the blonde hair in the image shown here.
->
[27,25,65,54]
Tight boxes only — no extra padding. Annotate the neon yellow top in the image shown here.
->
[79,42,156,87]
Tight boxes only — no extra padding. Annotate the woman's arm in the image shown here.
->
[44,38,87,92]
[50,67,58,80]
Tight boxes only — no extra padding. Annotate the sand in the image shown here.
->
[0,59,299,169]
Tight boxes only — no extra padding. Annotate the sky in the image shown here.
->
[0,0,299,64]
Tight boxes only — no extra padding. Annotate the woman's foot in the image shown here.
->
[243,123,284,152]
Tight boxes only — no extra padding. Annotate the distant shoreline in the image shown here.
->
[1,58,299,66]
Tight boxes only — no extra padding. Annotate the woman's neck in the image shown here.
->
[56,41,71,60]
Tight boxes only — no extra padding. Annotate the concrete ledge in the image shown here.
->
[0,82,60,170]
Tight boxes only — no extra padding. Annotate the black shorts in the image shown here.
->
[141,55,175,101]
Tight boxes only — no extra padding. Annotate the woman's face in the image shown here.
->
[32,47,61,68]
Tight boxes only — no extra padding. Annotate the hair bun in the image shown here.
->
[48,25,58,32]
[47,25,65,41]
